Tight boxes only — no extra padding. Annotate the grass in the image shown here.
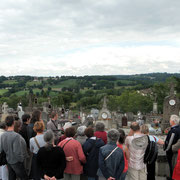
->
[26,81,41,86]
[0,89,8,95]
[2,80,18,84]
[49,79,77,88]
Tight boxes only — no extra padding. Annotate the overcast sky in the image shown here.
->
[0,0,180,76]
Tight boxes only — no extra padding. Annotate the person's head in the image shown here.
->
[130,122,140,132]
[170,115,180,127]
[65,127,76,138]
[95,122,105,132]
[33,121,45,133]
[14,120,22,133]
[22,114,31,124]
[118,129,126,144]
[31,110,41,123]
[77,126,86,136]
[5,115,15,127]
[108,129,120,143]
[50,111,58,120]
[0,122,7,130]
[84,127,94,138]
[140,124,149,135]
[44,130,54,145]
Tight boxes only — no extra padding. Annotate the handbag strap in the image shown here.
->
[34,137,40,149]
[105,146,118,161]
[62,139,72,149]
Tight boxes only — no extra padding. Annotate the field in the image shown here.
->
[0,89,8,95]
[2,80,18,84]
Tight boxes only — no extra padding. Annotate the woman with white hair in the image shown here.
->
[37,130,66,180]
[97,129,124,180]
[164,114,180,179]
[76,126,87,146]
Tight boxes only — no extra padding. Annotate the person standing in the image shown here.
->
[0,122,8,180]
[0,116,28,180]
[47,111,60,145]
[97,129,124,180]
[37,130,66,180]
[117,129,129,180]
[125,122,147,180]
[29,121,46,180]
[83,127,104,180]
[141,124,164,180]
[164,115,180,179]
[58,127,86,180]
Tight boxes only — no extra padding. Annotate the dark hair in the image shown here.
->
[118,129,125,144]
[50,111,57,119]
[14,120,21,133]
[5,116,15,127]
[65,127,76,137]
[95,122,105,131]
[84,127,94,138]
[22,114,31,123]
[0,122,6,130]
[130,122,140,132]
[31,110,41,123]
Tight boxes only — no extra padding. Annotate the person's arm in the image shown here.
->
[13,135,24,162]
[116,151,125,179]
[172,139,180,152]
[124,145,130,160]
[77,142,86,164]
[98,148,111,179]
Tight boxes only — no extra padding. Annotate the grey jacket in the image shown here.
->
[0,131,26,164]
[47,120,61,140]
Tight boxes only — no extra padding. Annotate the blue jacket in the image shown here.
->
[83,137,105,177]
[97,142,124,180]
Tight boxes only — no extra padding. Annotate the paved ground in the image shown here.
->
[156,177,166,180]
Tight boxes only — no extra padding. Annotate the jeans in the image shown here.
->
[0,165,8,180]
[7,162,28,180]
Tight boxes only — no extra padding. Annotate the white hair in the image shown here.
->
[170,115,180,125]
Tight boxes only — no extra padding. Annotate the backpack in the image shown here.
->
[0,150,7,166]
[144,136,158,164]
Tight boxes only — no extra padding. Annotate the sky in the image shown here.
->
[0,0,180,76]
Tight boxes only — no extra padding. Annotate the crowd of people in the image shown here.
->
[0,110,180,180]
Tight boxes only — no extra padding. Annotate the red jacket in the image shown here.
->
[58,138,86,175]
[94,131,107,144]
[173,149,180,180]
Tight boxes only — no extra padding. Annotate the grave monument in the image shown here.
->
[161,83,180,132]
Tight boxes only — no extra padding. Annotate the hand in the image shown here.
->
[44,175,51,180]
[107,177,115,180]
[50,176,56,180]
[66,156,73,161]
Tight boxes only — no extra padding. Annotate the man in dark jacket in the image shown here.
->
[97,129,124,180]
[164,114,180,179]
[83,127,104,180]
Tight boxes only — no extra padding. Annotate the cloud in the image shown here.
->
[0,0,180,76]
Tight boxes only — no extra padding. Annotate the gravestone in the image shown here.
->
[153,102,158,114]
[1,102,9,121]
[17,103,24,121]
[97,96,112,129]
[91,108,99,121]
[161,83,180,132]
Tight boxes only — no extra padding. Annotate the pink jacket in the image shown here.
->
[58,138,86,175]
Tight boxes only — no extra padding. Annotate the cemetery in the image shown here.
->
[0,82,180,180]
